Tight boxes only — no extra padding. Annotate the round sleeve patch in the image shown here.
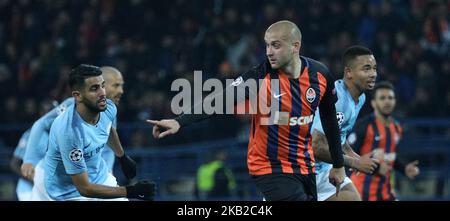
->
[69,149,83,162]
[336,112,345,125]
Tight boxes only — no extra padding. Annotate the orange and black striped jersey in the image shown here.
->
[348,113,403,201]
[244,57,338,176]
[177,56,343,176]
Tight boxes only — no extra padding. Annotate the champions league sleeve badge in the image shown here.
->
[336,112,345,125]
[69,149,83,162]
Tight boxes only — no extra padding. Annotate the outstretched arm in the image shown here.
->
[147,60,269,139]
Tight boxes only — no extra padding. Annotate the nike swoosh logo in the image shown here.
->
[273,93,286,99]
[83,142,91,149]
[138,195,145,198]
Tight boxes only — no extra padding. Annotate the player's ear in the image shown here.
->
[344,66,352,79]
[72,90,82,102]
[292,41,300,54]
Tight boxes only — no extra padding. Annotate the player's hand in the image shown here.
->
[146,119,180,139]
[371,148,385,161]
[354,155,380,174]
[20,163,35,182]
[126,180,156,201]
[374,162,391,177]
[329,167,345,197]
[118,154,137,180]
[405,160,420,179]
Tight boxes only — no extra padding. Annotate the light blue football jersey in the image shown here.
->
[311,79,366,173]
[24,98,75,166]
[13,129,33,197]
[23,97,116,170]
[44,99,116,200]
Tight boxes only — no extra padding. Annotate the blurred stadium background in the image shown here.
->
[0,0,450,200]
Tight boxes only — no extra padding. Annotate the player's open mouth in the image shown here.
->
[368,80,376,87]
[98,99,107,106]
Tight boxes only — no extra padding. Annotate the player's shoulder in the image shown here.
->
[334,79,346,94]
[303,56,330,76]
[243,59,276,80]
[61,97,75,106]
[22,128,32,139]
[392,117,402,127]
[355,113,376,128]
[105,99,117,115]
[52,104,75,130]
[54,97,75,116]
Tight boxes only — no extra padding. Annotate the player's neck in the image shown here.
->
[76,104,100,125]
[344,79,362,103]
[375,111,391,125]
[281,56,301,78]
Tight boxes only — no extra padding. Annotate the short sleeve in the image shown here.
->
[58,132,87,175]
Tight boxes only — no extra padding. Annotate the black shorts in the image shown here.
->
[252,173,317,201]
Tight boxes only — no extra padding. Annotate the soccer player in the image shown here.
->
[99,66,126,172]
[311,45,379,201]
[32,64,154,201]
[349,81,420,201]
[21,66,134,185]
[148,20,345,201]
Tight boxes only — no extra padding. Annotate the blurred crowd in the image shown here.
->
[0,0,449,147]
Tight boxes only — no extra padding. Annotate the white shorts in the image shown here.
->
[17,191,32,201]
[30,162,52,201]
[316,167,353,201]
[31,162,128,201]
[16,179,33,201]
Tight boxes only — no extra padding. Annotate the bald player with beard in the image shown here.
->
[100,66,127,173]
[148,20,345,201]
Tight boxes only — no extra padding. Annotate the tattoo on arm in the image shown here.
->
[312,130,358,168]
[312,130,333,163]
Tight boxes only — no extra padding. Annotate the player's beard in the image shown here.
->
[82,97,107,113]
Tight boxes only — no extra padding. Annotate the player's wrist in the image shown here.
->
[125,184,136,198]
[174,115,187,128]
[343,155,354,168]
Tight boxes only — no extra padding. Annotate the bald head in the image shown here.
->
[101,66,122,81]
[100,66,124,105]
[266,20,302,43]
[265,20,302,69]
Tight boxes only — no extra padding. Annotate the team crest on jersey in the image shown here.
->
[69,149,83,162]
[336,112,345,125]
[306,87,316,103]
